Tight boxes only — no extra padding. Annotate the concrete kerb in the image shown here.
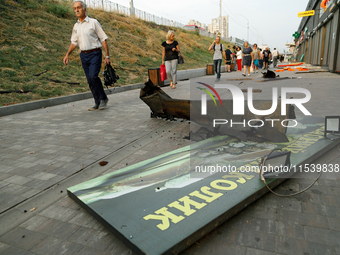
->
[0,82,144,117]
[0,66,225,117]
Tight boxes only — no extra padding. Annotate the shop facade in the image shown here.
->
[296,0,340,72]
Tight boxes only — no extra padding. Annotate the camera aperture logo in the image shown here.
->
[196,82,222,110]
[197,82,312,128]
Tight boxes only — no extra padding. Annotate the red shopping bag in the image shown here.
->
[160,64,167,81]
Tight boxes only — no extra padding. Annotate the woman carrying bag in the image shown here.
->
[162,30,180,89]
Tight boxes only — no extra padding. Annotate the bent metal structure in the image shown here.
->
[140,80,296,143]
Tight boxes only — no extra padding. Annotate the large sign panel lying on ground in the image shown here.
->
[68,117,339,255]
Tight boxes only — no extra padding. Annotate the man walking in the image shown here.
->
[224,45,233,72]
[272,48,279,68]
[262,47,271,70]
[208,36,226,82]
[63,1,110,111]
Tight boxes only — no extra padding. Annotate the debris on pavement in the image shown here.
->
[99,161,108,166]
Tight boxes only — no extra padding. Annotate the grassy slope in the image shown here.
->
[0,0,232,106]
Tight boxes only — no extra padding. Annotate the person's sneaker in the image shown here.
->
[215,78,220,82]
[88,104,99,111]
[248,74,250,76]
[98,98,109,110]
[242,74,246,77]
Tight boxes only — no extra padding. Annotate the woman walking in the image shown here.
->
[236,46,242,71]
[162,30,180,89]
[259,48,264,69]
[242,42,253,76]
[252,44,260,73]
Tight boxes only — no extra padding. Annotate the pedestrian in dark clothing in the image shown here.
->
[224,45,233,72]
[162,30,180,89]
[262,47,271,70]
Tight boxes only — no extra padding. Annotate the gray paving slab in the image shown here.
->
[19,215,50,231]
[30,236,83,255]
[38,204,79,222]
[34,219,81,240]
[0,227,47,251]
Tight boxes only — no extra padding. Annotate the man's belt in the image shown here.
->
[81,48,101,54]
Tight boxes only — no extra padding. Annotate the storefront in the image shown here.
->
[296,0,340,72]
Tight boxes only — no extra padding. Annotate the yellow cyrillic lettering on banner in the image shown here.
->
[169,196,206,216]
[283,127,324,154]
[190,186,223,203]
[143,207,185,231]
[222,172,255,183]
[210,179,238,190]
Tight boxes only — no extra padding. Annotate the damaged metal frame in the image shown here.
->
[140,80,296,143]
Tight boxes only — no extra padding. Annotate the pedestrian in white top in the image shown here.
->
[272,48,279,68]
[236,47,242,71]
[63,1,111,111]
[208,36,226,82]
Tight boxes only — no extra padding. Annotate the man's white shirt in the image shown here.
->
[71,16,108,51]
[272,50,279,57]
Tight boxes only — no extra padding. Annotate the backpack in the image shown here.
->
[213,44,223,53]
[225,49,231,59]
[103,64,119,91]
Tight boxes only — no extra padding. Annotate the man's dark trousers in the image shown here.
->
[213,59,222,78]
[80,50,107,105]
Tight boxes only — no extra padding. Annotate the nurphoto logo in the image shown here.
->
[198,83,312,128]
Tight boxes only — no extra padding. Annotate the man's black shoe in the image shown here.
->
[88,104,99,111]
[98,98,109,110]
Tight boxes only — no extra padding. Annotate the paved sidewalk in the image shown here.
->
[0,69,339,254]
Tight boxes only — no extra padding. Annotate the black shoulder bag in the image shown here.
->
[103,63,120,92]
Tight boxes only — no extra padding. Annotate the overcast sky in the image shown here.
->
[105,0,309,52]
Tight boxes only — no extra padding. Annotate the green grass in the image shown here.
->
[0,0,233,106]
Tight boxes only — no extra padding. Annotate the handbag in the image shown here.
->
[178,53,184,64]
[160,64,167,81]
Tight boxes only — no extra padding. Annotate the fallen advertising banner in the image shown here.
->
[68,116,339,255]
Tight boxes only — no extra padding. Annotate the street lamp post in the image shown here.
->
[240,14,249,42]
[252,27,259,45]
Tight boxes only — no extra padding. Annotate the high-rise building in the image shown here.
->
[208,16,229,38]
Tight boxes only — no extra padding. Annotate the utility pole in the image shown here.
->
[130,0,135,16]
[240,14,249,42]
[219,0,222,37]
[252,27,259,45]
[102,0,104,10]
